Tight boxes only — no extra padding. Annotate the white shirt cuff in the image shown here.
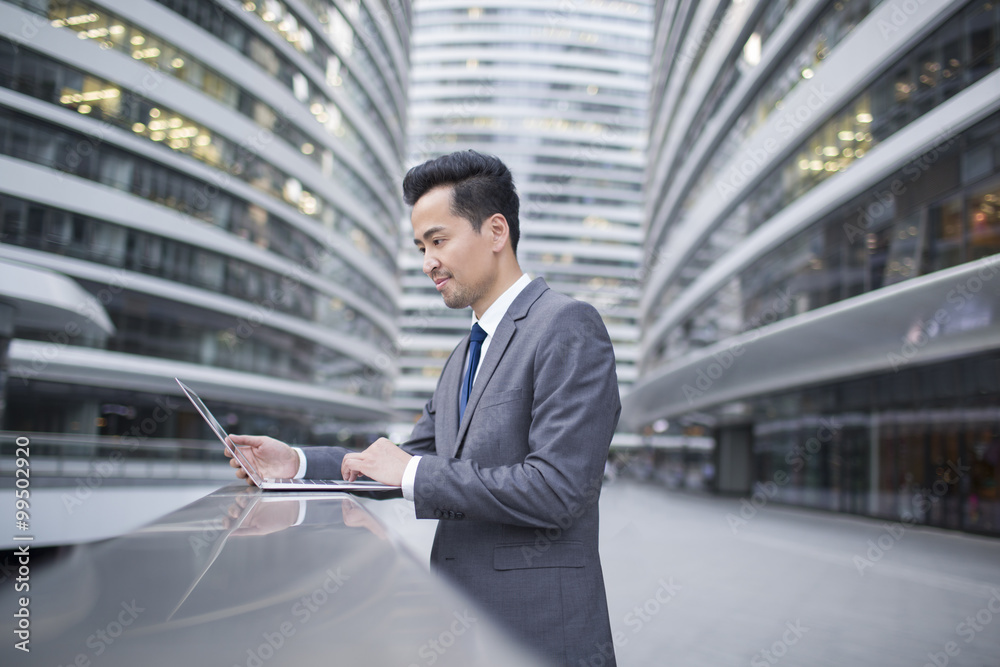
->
[292,447,307,479]
[401,455,421,501]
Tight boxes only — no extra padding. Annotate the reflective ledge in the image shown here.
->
[0,485,546,666]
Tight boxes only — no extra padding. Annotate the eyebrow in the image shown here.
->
[413,225,446,246]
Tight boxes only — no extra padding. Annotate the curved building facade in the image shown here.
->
[0,0,409,454]
[627,0,1000,534]
[395,0,652,440]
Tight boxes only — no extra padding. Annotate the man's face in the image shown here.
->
[412,185,497,312]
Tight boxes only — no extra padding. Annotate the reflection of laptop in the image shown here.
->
[176,378,398,492]
[166,490,261,621]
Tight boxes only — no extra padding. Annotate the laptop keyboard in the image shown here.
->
[262,478,391,487]
[264,478,328,484]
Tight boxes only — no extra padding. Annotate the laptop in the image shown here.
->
[176,378,399,492]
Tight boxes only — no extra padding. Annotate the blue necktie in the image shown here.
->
[459,323,488,421]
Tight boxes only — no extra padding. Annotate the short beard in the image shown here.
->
[441,272,493,310]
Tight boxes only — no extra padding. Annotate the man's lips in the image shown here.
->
[433,275,450,291]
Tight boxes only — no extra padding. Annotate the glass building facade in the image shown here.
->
[393,0,652,442]
[626,0,1000,534]
[0,0,410,458]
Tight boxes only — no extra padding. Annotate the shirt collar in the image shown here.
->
[473,273,532,338]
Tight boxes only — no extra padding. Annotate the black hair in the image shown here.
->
[402,150,520,254]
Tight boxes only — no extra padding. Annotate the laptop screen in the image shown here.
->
[175,378,263,486]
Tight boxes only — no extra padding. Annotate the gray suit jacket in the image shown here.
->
[305,278,621,665]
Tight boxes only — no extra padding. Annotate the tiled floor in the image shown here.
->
[363,479,1000,667]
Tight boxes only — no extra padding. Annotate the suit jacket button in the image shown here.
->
[455,512,464,520]
[433,509,443,518]
[447,511,456,519]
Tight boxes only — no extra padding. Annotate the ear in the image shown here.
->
[485,214,509,253]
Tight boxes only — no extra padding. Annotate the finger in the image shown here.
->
[229,434,257,448]
[342,455,359,482]
[347,456,364,482]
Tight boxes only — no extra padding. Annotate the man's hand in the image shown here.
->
[231,499,300,536]
[341,438,411,486]
[225,434,299,485]
[341,498,387,539]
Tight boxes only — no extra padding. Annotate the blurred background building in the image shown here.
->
[625,0,1000,535]
[1,0,997,541]
[0,0,410,472]
[393,0,653,446]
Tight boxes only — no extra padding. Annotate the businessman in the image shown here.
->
[228,150,621,666]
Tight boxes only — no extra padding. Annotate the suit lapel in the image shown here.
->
[439,340,465,457]
[454,317,515,454]
[451,278,549,458]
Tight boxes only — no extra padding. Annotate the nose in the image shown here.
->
[423,250,439,276]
